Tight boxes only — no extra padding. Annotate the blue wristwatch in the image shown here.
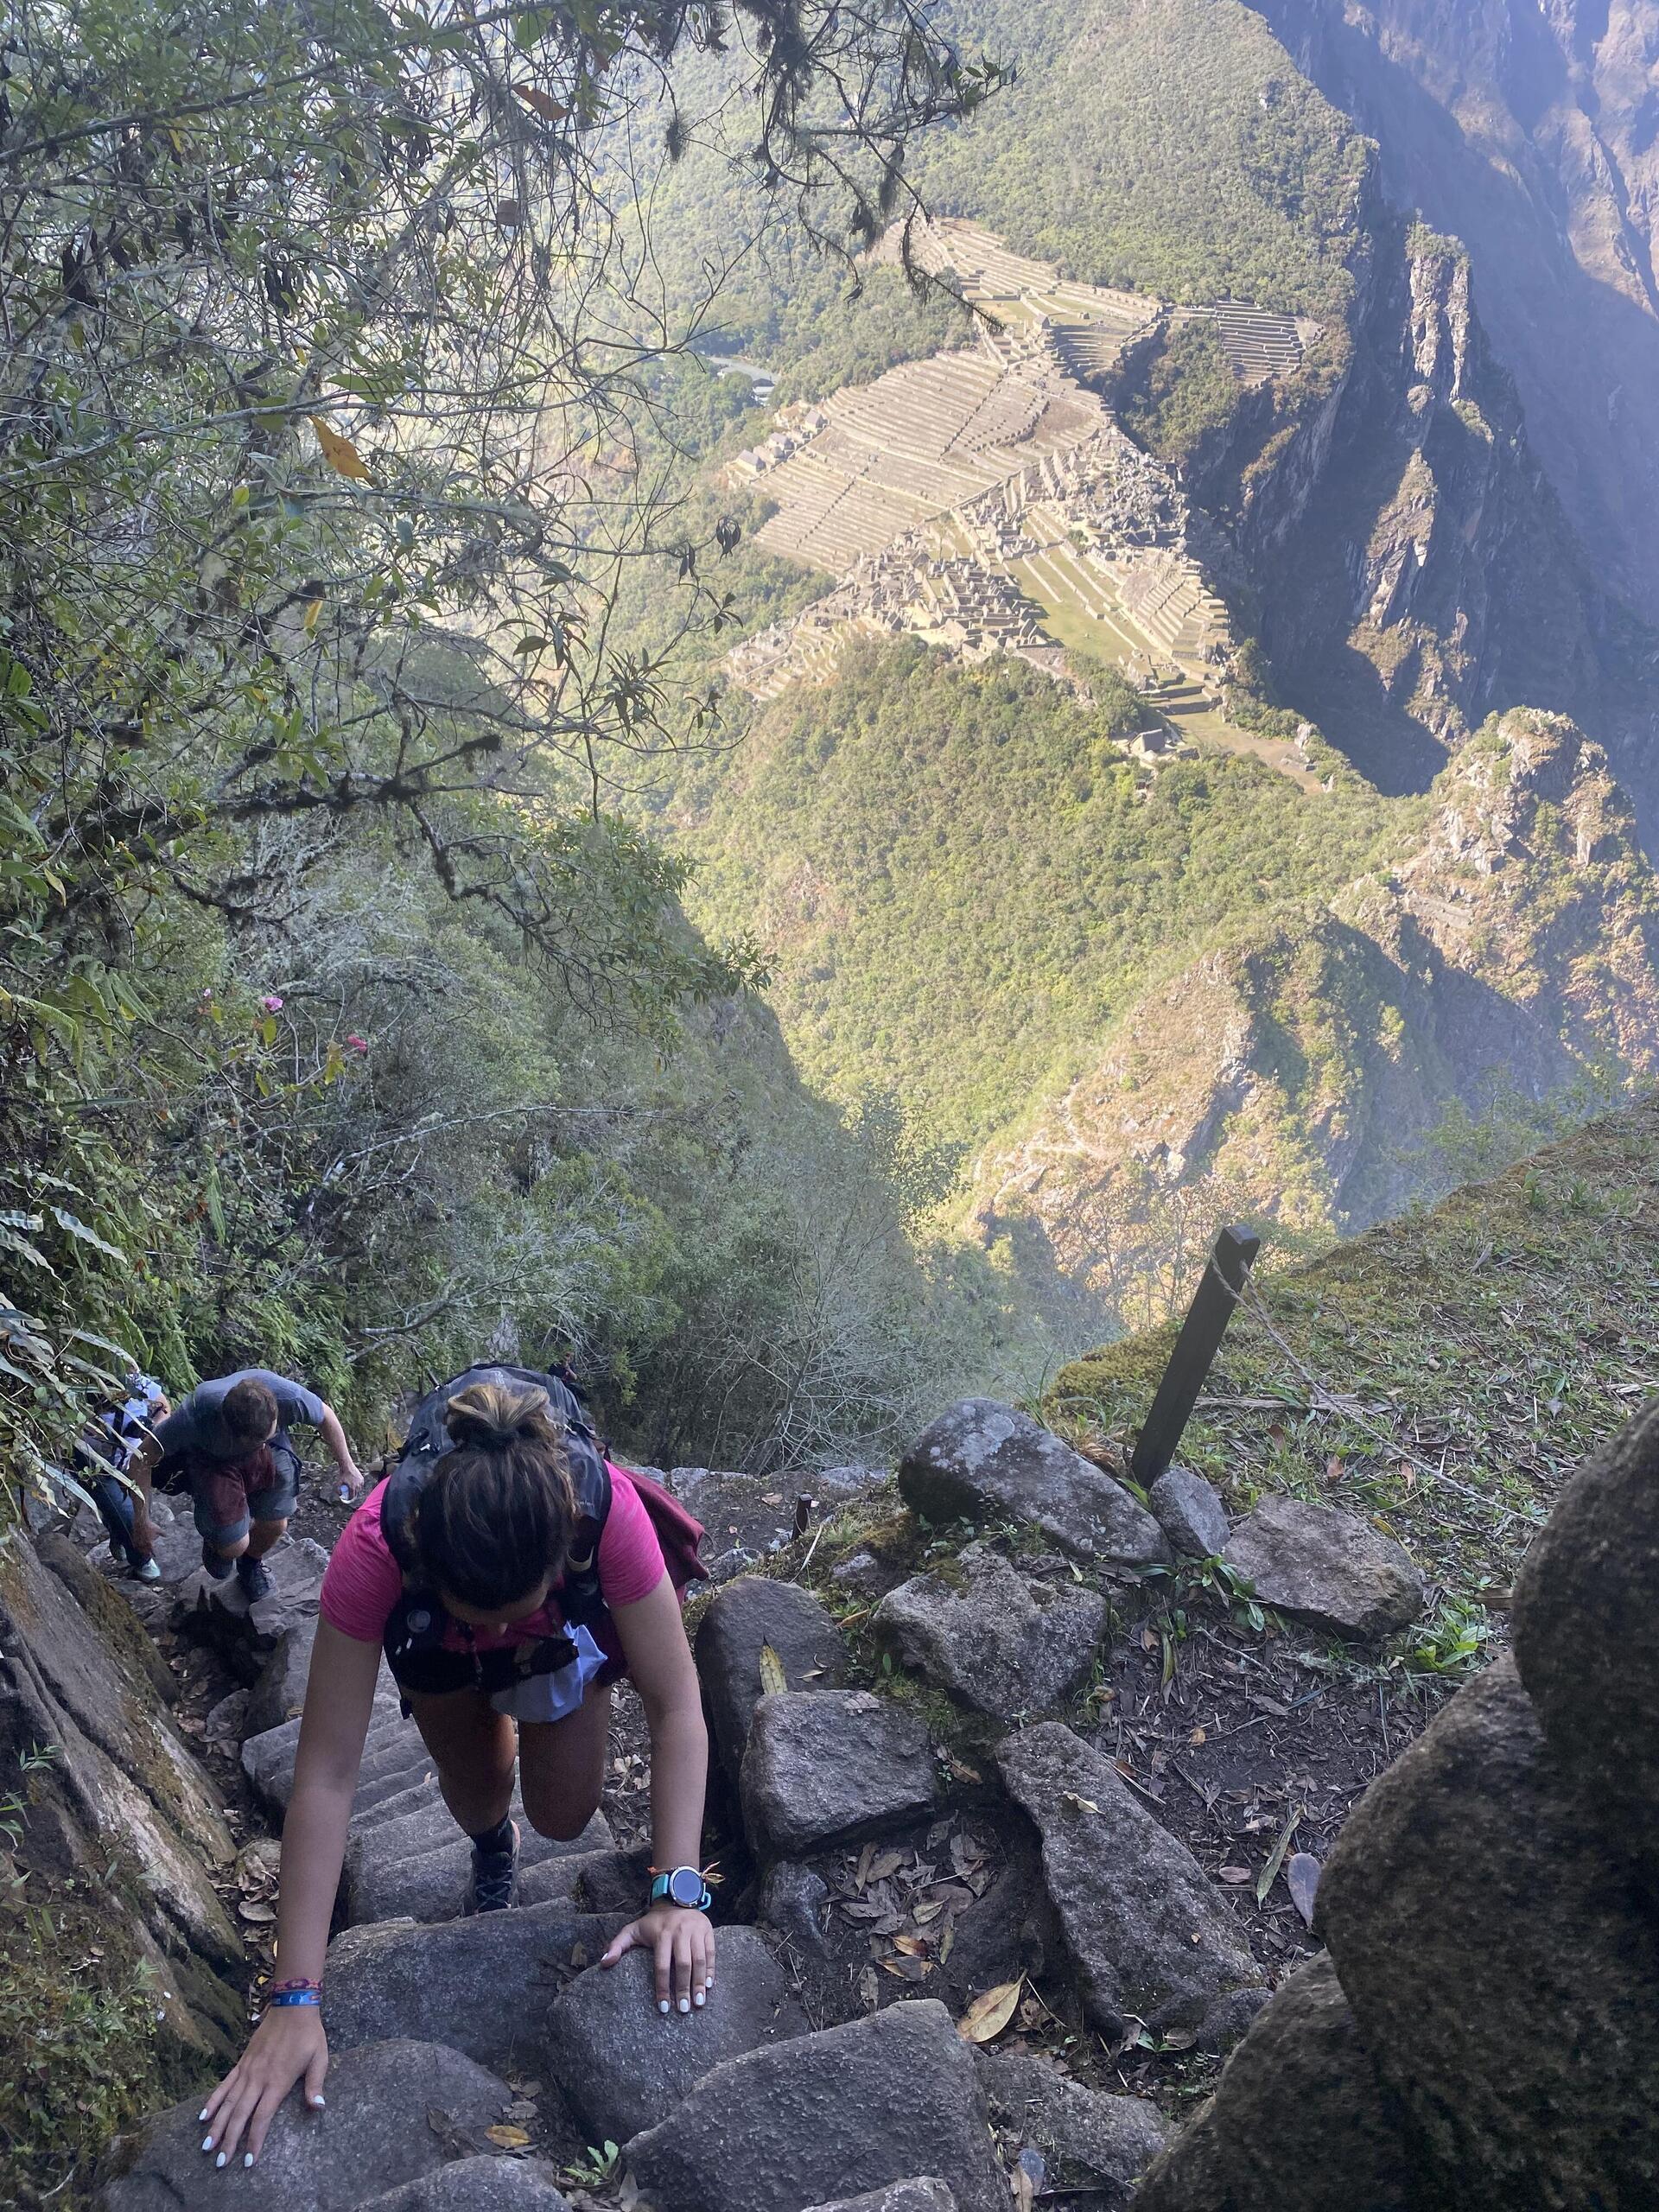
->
[649,1866,712,1912]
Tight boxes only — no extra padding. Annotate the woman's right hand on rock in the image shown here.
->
[199,2005,329,2168]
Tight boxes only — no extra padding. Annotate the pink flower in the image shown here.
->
[345,1033,368,1053]
[259,994,284,1013]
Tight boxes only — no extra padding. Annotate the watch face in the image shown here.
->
[668,1867,703,1908]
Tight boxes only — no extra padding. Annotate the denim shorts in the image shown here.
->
[190,1445,301,1549]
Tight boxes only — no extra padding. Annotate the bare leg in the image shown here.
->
[405,1685,517,1837]
[244,1515,288,1561]
[518,1681,612,1841]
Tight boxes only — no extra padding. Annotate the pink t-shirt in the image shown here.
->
[319,1463,666,1650]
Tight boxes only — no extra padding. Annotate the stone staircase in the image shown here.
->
[84,1433,1205,2211]
[79,1403,1463,2211]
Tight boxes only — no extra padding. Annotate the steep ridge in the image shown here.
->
[971,710,1659,1323]
[1209,217,1657,807]
[1249,0,1659,614]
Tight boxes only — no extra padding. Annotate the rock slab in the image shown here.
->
[899,1400,1168,1568]
[99,2039,514,2212]
[696,1576,848,1784]
[874,1543,1107,1720]
[1147,1467,1230,1560]
[359,2159,572,2211]
[998,1724,1262,2039]
[1224,1497,1422,1640]
[741,1690,938,1857]
[977,2052,1166,2202]
[1131,1954,1410,2212]
[245,1617,318,1737]
[1512,1391,1659,1850]
[1316,1653,1659,2211]
[545,1925,810,2142]
[802,2188,957,2212]
[622,1999,1005,2212]
[323,1901,622,2069]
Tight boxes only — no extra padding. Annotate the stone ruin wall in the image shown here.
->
[721,222,1263,710]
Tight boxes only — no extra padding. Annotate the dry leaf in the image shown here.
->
[238,1900,276,1923]
[1256,1807,1301,1905]
[857,1965,880,2012]
[302,596,322,634]
[308,416,371,481]
[486,2124,531,2149]
[893,1934,927,1957]
[938,1919,955,1967]
[855,1842,875,1891]
[957,1978,1022,2044]
[866,1848,905,1884]
[880,1955,931,1981]
[1286,1852,1322,1928]
[912,1899,945,1924]
[1063,1791,1100,1815]
[1188,1726,1207,1747]
[758,1643,787,1697]
[1218,1866,1252,1885]
[515,86,568,120]
[944,1754,982,1784]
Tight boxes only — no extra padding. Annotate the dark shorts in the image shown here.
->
[189,1446,301,1549]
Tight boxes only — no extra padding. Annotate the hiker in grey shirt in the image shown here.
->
[130,1369,362,1601]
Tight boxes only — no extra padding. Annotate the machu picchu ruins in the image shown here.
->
[722,219,1285,747]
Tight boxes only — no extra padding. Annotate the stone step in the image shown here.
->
[620,1999,1006,2212]
[324,1900,625,2072]
[359,2158,574,2211]
[344,1805,613,1927]
[98,2039,518,2212]
[242,1696,415,1815]
[545,1925,810,2144]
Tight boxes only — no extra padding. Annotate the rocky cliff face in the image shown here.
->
[969,711,1659,1325]
[1246,0,1659,618]
[1200,207,1658,814]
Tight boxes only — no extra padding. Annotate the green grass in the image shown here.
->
[1046,1094,1659,1598]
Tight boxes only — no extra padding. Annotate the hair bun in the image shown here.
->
[442,1379,557,1453]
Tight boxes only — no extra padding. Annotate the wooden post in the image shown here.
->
[1130,1225,1260,1486]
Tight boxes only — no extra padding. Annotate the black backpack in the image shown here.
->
[378,1363,703,1698]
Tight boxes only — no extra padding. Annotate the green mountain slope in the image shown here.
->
[918,0,1371,319]
[661,638,1659,1328]
[657,643,1408,1143]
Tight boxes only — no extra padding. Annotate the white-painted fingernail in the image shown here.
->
[200,2136,213,2152]
[198,2110,210,2123]
[215,2152,227,2169]
[658,1999,670,2015]
[244,2154,255,2169]
[693,1990,705,2007]
[311,2094,325,2108]
[678,1997,690,2013]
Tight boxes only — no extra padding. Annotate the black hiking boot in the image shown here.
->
[465,1819,520,1914]
[234,1554,273,1603]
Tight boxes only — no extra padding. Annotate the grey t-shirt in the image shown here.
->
[155,1369,327,1465]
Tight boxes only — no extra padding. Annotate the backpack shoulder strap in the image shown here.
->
[380,1452,433,1575]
